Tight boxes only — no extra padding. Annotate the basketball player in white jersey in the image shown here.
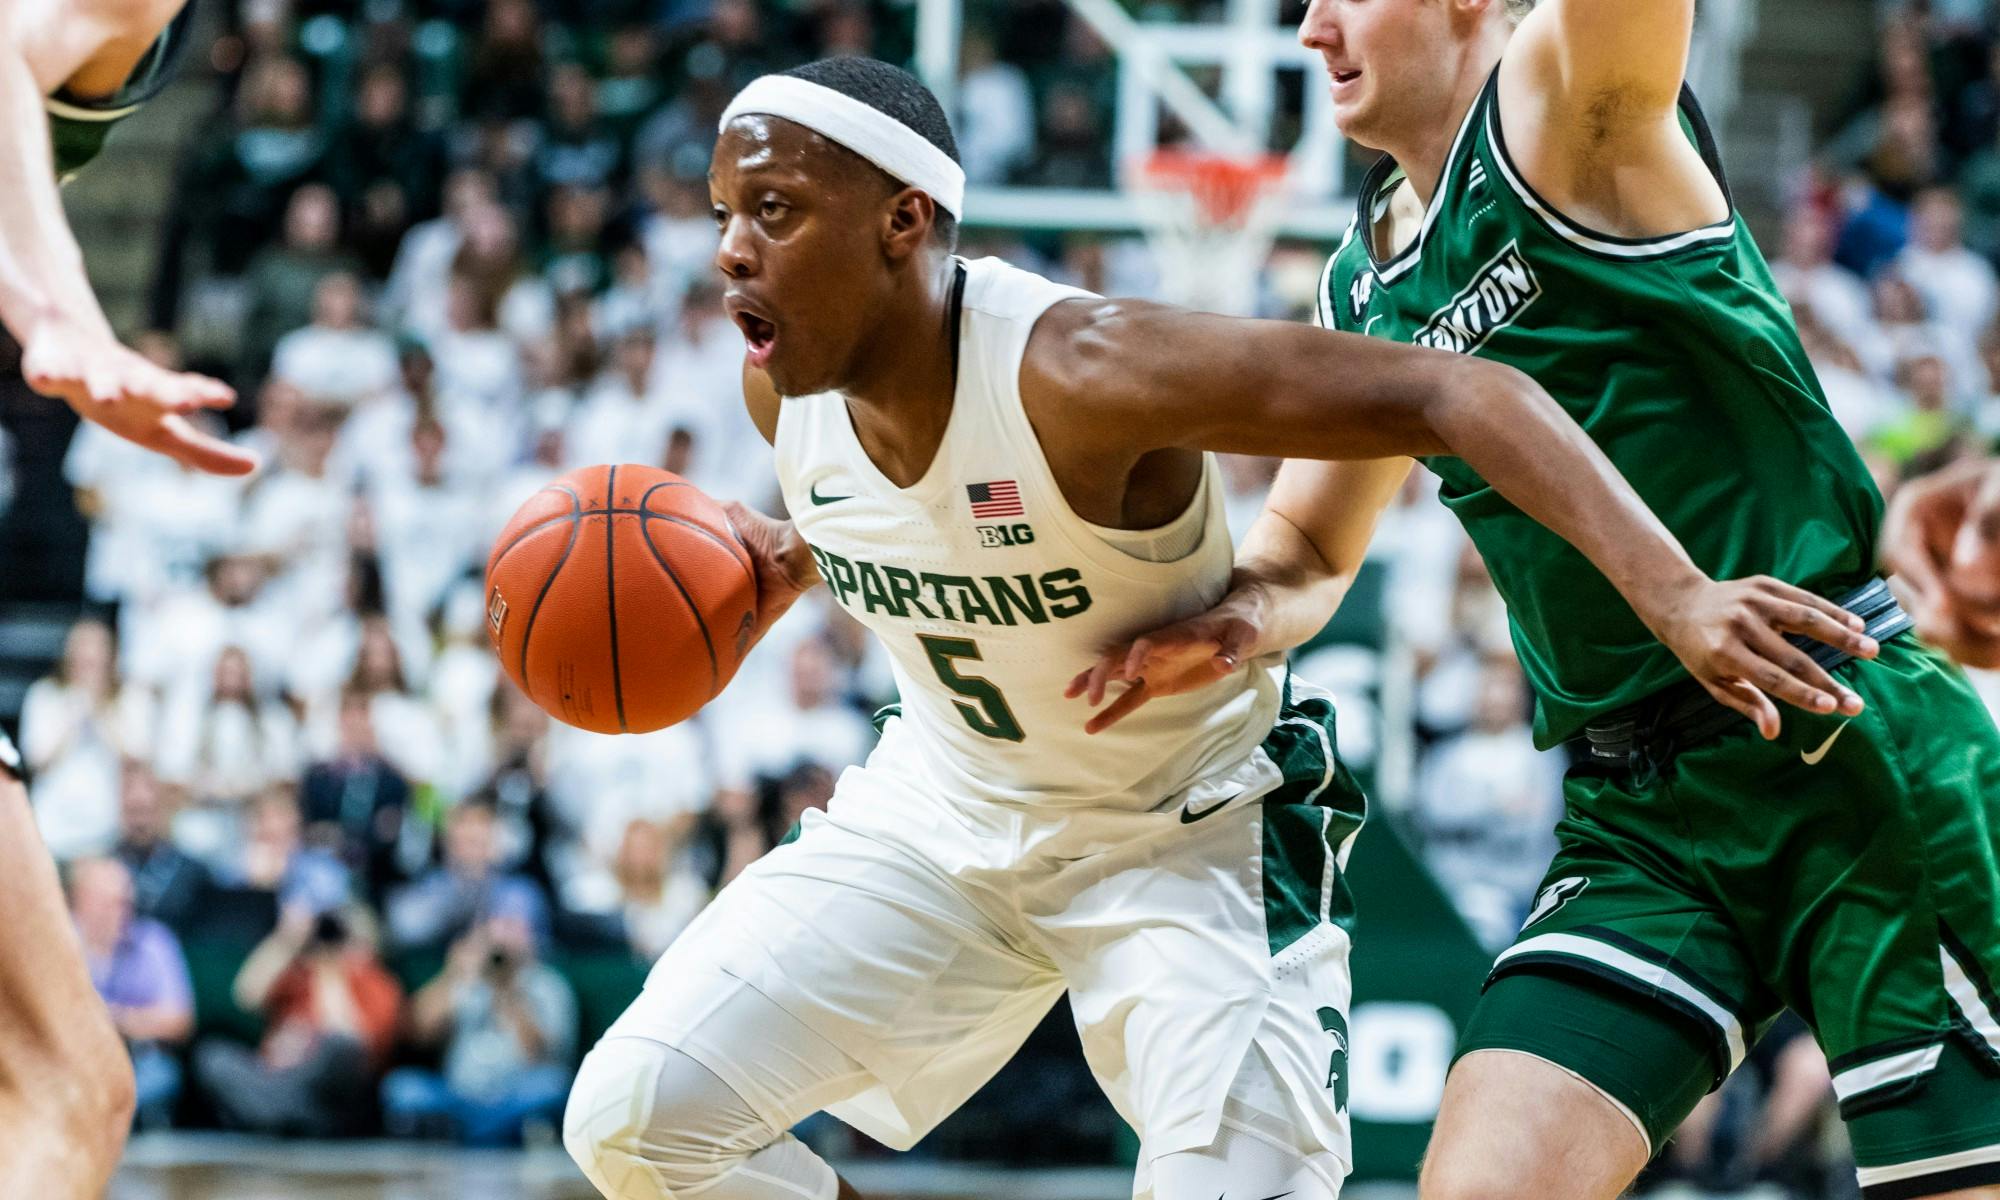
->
[562,57,1879,1200]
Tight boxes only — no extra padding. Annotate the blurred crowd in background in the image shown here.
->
[3,0,1999,1193]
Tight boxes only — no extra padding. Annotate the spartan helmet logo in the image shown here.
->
[1317,1006,1350,1114]
[1524,876,1590,930]
[1349,271,1374,322]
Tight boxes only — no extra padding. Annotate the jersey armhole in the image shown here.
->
[1482,70,1739,263]
[47,3,194,119]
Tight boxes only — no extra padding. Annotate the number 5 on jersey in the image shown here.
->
[918,635,1024,742]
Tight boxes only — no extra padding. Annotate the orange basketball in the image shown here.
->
[485,464,758,734]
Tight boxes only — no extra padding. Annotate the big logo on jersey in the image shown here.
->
[1411,240,1541,355]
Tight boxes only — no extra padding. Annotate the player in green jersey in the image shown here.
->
[1076,2,2000,1198]
[1,1,255,1194]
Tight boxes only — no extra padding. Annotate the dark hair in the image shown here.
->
[780,57,960,250]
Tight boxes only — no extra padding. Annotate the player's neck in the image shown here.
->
[838,256,961,487]
[1383,38,1506,210]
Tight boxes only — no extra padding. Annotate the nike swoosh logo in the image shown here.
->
[1215,1193,1293,1200]
[1179,792,1243,824]
[1801,719,1854,766]
[809,483,851,506]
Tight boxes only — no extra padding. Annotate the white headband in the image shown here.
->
[719,75,965,219]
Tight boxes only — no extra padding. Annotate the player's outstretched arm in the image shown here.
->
[1066,458,1410,733]
[1036,301,1876,738]
[0,8,253,475]
[1882,455,2000,666]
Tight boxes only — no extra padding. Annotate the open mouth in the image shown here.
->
[733,309,779,367]
[1331,68,1362,89]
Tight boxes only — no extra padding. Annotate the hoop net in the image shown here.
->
[1132,149,1291,316]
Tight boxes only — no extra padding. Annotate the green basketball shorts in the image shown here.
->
[1457,633,2000,1198]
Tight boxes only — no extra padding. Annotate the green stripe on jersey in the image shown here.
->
[1260,692,1367,955]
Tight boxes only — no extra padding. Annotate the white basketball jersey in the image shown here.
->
[773,256,1280,809]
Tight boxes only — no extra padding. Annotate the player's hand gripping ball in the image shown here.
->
[485,465,758,733]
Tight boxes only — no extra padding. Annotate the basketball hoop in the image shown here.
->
[1132,149,1292,316]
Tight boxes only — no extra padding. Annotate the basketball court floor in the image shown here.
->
[109,1135,1421,1199]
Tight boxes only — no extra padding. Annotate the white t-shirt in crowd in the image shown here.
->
[1897,244,1999,351]
[271,325,400,406]
[1416,725,1564,952]
[21,680,155,860]
[65,424,243,606]
[956,60,1035,185]
[567,371,676,471]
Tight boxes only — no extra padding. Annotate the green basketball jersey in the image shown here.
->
[45,6,191,183]
[1321,71,1884,746]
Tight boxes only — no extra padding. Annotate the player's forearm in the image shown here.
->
[0,45,112,343]
[1222,510,1350,657]
[1418,358,1708,627]
[1227,458,1415,656]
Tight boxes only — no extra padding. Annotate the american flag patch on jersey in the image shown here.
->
[967,480,1024,519]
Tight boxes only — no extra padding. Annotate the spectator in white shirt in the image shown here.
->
[155,646,301,868]
[65,334,244,610]
[955,28,1035,185]
[567,324,670,470]
[1872,271,1989,414]
[712,635,874,794]
[372,417,485,641]
[270,272,399,408]
[429,584,503,803]
[484,399,570,549]
[1770,208,1888,376]
[544,717,709,895]
[651,281,775,506]
[638,161,720,299]
[594,242,677,340]
[1415,655,1564,953]
[381,169,500,343]
[565,814,709,962]
[434,270,528,419]
[238,399,351,633]
[1897,187,1999,358]
[123,549,289,702]
[304,616,443,791]
[23,619,155,861]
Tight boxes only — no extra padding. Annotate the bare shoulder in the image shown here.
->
[14,0,187,94]
[742,361,780,446]
[1494,3,1724,239]
[1019,294,1171,409]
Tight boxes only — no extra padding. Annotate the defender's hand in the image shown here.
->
[1881,456,2000,667]
[22,316,257,476]
[720,500,821,653]
[1647,576,1876,741]
[1066,587,1266,735]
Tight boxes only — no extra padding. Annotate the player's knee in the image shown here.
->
[563,1037,769,1199]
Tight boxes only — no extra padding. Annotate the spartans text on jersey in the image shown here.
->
[807,544,1094,627]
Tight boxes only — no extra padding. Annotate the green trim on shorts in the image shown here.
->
[1457,968,1718,1152]
[1259,691,1366,955]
